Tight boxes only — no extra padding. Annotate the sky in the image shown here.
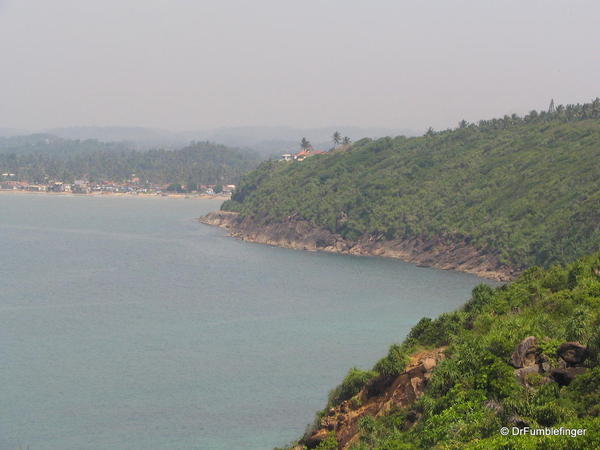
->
[1,0,599,132]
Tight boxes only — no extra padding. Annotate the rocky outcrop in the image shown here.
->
[550,367,588,386]
[510,337,589,387]
[199,211,518,281]
[297,348,445,450]
[510,336,538,368]
[557,342,589,366]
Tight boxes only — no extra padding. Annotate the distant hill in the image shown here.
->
[0,139,261,186]
[201,126,417,156]
[43,125,416,156]
[0,134,131,156]
[0,128,21,137]
[46,126,189,150]
[222,99,600,272]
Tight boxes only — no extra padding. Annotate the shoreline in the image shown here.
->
[199,211,519,281]
[0,189,231,200]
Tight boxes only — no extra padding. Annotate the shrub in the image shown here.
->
[314,433,338,450]
[464,284,495,314]
[538,337,561,364]
[564,367,600,417]
[327,368,376,408]
[587,326,600,367]
[374,344,410,377]
[541,265,569,292]
[565,307,593,342]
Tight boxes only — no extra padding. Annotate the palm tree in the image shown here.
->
[332,131,341,147]
[342,136,351,145]
[300,137,311,151]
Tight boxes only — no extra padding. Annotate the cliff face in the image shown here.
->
[297,348,446,449]
[199,211,518,281]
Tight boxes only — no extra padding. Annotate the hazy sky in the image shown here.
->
[1,0,598,132]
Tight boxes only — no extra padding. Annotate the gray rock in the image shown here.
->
[558,342,589,366]
[511,336,538,368]
[550,367,587,386]
[515,366,546,386]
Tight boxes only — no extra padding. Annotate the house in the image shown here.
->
[48,182,66,192]
[281,153,293,161]
[0,181,22,190]
[72,180,91,194]
[294,149,325,161]
[26,184,47,192]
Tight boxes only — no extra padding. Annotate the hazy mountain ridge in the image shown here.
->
[40,125,416,155]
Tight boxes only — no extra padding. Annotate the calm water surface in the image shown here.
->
[0,194,493,449]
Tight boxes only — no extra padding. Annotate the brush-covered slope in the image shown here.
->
[223,104,600,270]
[286,252,600,449]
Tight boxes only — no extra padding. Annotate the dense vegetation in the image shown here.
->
[224,99,600,269]
[293,252,600,449]
[0,136,261,185]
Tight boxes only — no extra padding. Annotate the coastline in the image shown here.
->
[199,211,519,281]
[0,190,231,200]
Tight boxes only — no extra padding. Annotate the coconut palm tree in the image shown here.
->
[300,137,311,150]
[342,136,351,145]
[332,131,341,147]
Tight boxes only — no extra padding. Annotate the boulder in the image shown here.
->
[423,357,437,371]
[508,415,530,428]
[410,377,424,396]
[511,336,538,368]
[303,429,329,449]
[515,366,540,383]
[550,367,587,386]
[558,342,588,366]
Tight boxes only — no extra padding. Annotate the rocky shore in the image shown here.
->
[199,211,518,281]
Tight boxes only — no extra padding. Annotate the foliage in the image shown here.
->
[565,307,593,342]
[0,137,261,185]
[373,344,411,378]
[314,433,338,450]
[327,368,377,408]
[563,367,600,417]
[224,99,600,269]
[302,252,600,449]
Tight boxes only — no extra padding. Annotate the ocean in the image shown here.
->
[0,194,492,449]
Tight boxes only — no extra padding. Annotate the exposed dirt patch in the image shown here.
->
[297,348,446,449]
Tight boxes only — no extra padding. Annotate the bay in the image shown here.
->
[0,194,493,449]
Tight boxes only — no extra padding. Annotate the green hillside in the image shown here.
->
[223,100,600,269]
[292,252,600,449]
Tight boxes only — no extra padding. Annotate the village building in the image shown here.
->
[26,184,47,192]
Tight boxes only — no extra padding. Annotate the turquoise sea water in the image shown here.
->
[0,194,493,449]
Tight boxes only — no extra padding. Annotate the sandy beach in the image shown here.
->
[0,189,231,200]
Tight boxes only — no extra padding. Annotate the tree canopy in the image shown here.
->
[223,99,600,269]
[0,139,261,186]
